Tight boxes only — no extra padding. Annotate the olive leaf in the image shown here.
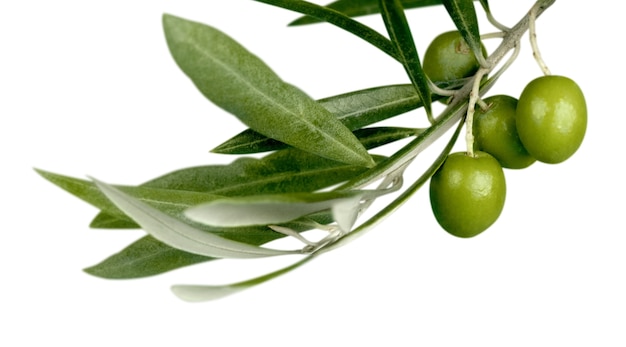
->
[83,235,214,279]
[87,148,379,228]
[441,0,485,65]
[289,0,444,25]
[378,0,433,121]
[213,84,433,154]
[254,0,399,60]
[35,169,222,224]
[163,14,374,168]
[91,178,300,259]
[354,126,423,149]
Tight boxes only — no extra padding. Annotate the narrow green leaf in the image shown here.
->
[355,126,422,149]
[38,168,317,259]
[184,191,365,228]
[441,0,484,65]
[163,14,374,167]
[35,168,221,224]
[144,149,373,197]
[213,84,435,154]
[378,0,432,120]
[88,148,375,228]
[290,0,444,25]
[171,255,315,302]
[84,235,213,279]
[91,178,299,259]
[255,0,398,60]
[211,131,285,155]
[89,213,137,229]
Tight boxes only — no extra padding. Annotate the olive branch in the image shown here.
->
[37,0,565,302]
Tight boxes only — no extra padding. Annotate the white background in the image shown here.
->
[2,1,624,346]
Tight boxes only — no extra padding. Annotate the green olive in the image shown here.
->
[473,95,536,169]
[429,151,506,238]
[423,31,486,83]
[516,75,587,164]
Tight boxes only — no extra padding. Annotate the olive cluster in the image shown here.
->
[423,31,587,238]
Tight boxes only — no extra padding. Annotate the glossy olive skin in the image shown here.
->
[429,151,506,238]
[473,95,536,169]
[423,31,486,83]
[516,75,587,164]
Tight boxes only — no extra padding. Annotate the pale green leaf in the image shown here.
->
[184,191,365,228]
[171,256,315,302]
[91,178,299,259]
[330,195,362,232]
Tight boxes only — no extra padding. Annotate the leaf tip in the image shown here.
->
[33,167,55,180]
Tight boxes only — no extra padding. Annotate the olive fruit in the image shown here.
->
[423,31,486,83]
[429,151,506,238]
[516,75,587,164]
[473,95,536,169]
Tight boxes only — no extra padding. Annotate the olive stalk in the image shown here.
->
[529,3,552,75]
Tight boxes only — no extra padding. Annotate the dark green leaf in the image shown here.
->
[89,213,137,229]
[211,131,285,155]
[441,0,484,64]
[212,125,417,155]
[213,84,437,154]
[355,126,422,149]
[290,0,444,25]
[478,0,490,12]
[378,0,433,120]
[163,14,374,167]
[255,0,398,60]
